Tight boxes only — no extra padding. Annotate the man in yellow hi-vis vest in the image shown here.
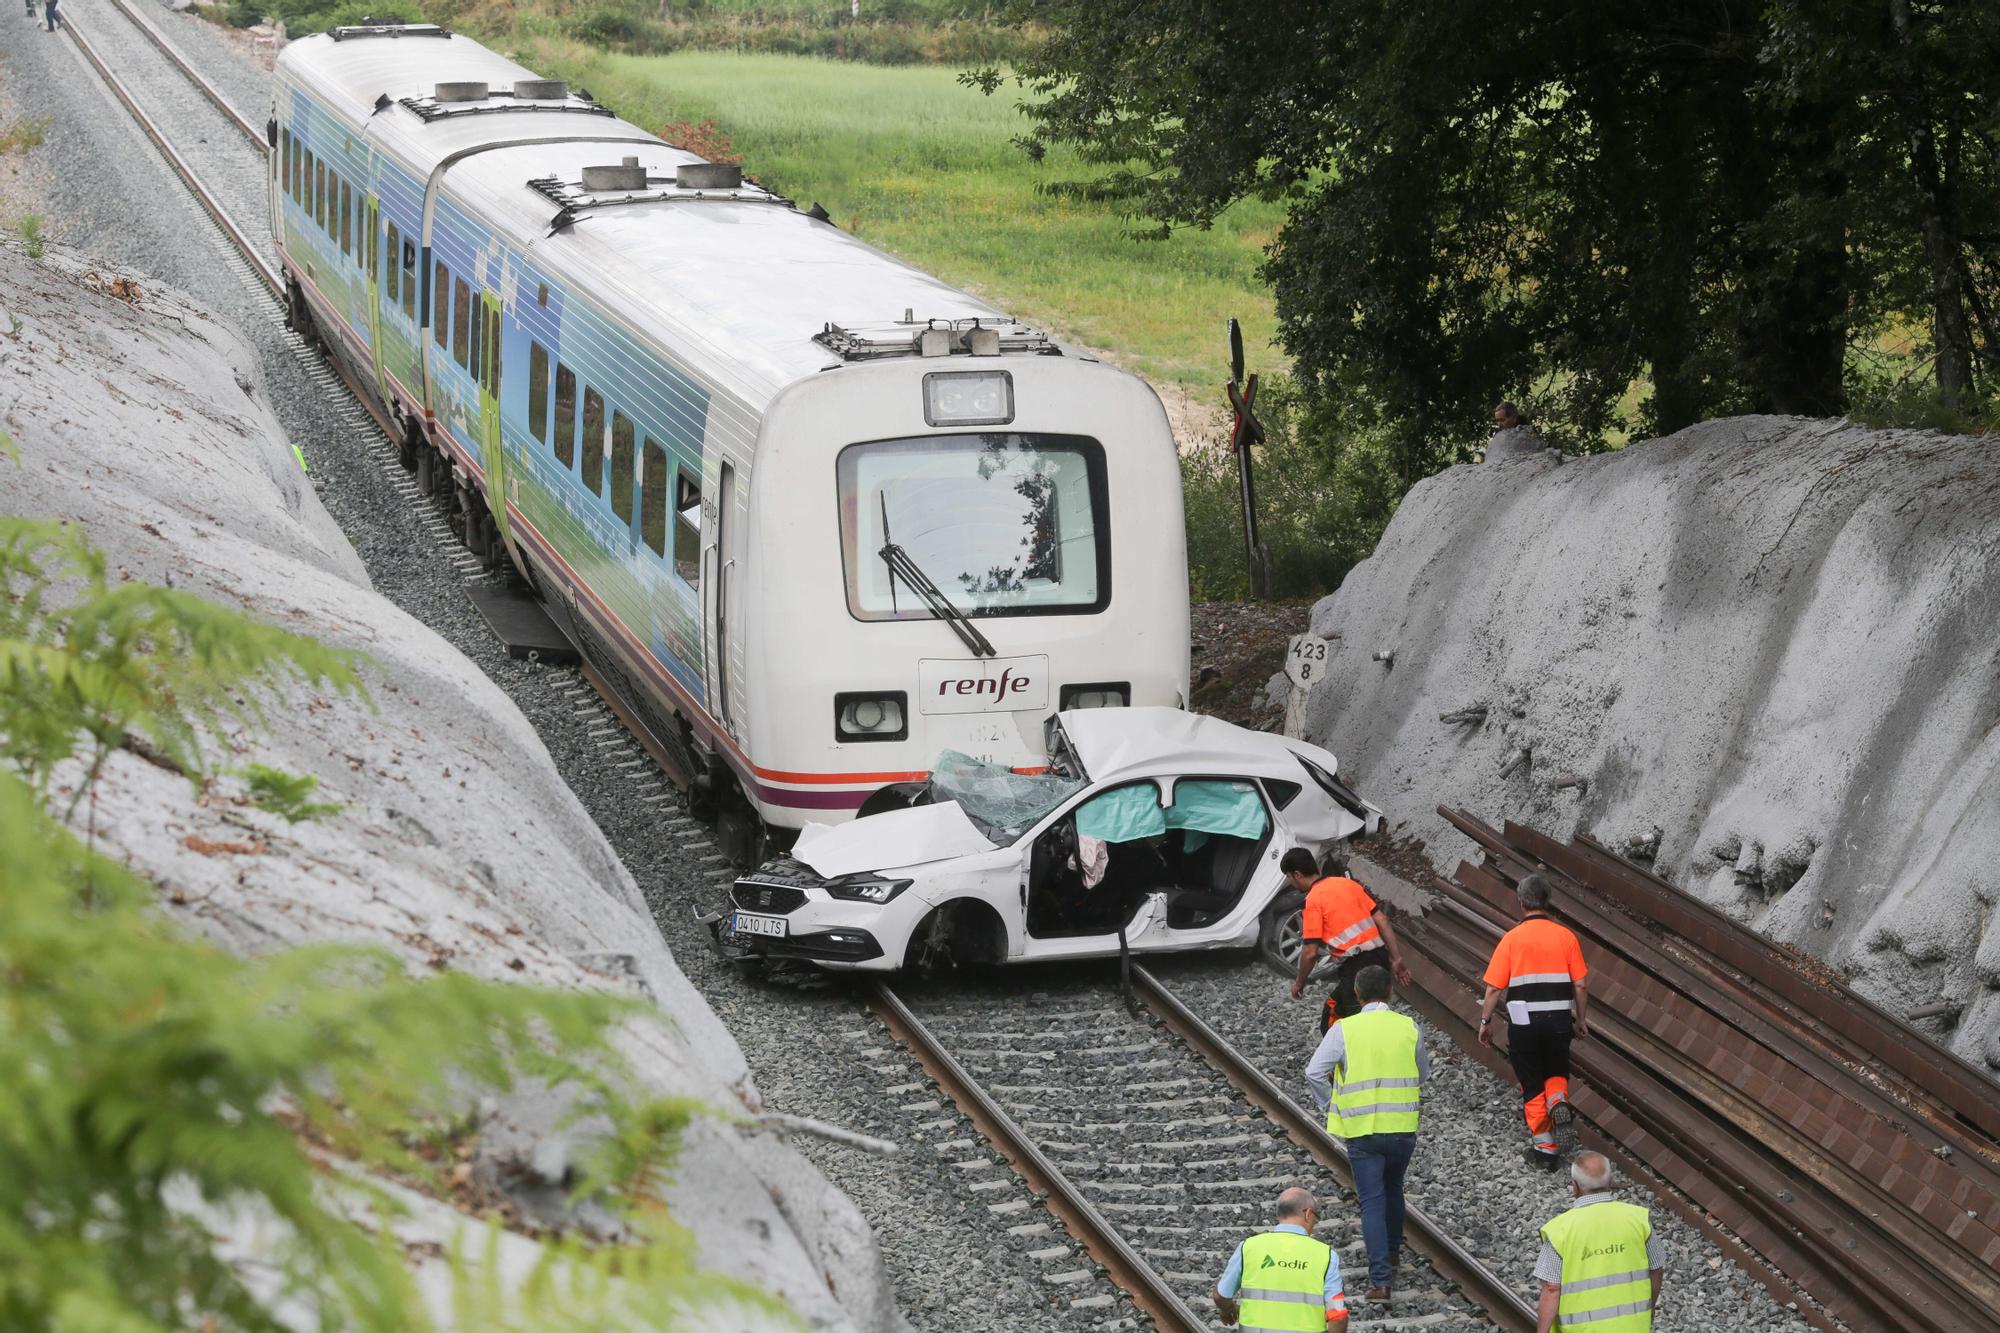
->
[1534,1152,1664,1332]
[1305,965,1428,1306]
[1211,1187,1348,1330]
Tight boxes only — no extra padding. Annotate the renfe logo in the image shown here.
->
[918,655,1051,716]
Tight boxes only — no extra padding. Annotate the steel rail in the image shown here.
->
[1411,813,2000,1333]
[98,0,269,149]
[1129,964,1537,1333]
[62,17,279,295]
[868,981,1211,1333]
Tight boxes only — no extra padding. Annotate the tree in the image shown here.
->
[977,1,1997,476]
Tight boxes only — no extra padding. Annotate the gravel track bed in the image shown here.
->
[62,0,274,270]
[5,10,1092,1326]
[1148,953,1822,1333]
[899,969,1502,1332]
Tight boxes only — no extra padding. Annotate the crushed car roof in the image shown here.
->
[1058,707,1346,787]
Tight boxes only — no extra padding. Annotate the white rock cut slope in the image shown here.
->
[0,241,903,1330]
[1301,416,2000,1067]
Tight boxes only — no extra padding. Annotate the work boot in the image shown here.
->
[1523,1146,1560,1172]
[1549,1097,1578,1153]
[1367,1286,1393,1305]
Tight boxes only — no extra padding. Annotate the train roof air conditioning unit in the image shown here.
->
[580,156,649,192]
[433,80,489,103]
[511,79,569,100]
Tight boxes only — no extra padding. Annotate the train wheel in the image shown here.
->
[284,279,310,336]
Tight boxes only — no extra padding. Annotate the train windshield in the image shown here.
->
[837,433,1110,621]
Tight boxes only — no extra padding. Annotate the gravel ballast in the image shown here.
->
[1,10,1843,1329]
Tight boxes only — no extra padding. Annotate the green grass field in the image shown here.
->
[508,40,1286,396]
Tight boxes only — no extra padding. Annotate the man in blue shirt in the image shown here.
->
[1212,1186,1348,1329]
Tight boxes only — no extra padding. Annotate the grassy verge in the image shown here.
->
[490,39,1284,395]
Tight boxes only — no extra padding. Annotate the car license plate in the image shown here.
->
[731,911,786,940]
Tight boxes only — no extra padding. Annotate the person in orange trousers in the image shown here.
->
[1477,872,1590,1170]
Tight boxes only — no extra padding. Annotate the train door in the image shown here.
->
[364,195,384,399]
[478,288,510,545]
[704,461,735,733]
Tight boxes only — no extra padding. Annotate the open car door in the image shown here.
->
[1022,776,1281,959]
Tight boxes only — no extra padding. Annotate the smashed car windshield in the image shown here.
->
[928,749,1084,841]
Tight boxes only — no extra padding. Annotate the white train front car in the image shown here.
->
[745,327,1189,825]
[268,24,1189,840]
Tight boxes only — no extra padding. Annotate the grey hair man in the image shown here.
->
[1212,1186,1349,1328]
[1478,872,1591,1169]
[1533,1152,1663,1332]
[1485,399,1547,464]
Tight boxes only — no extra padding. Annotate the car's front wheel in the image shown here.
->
[1258,889,1307,978]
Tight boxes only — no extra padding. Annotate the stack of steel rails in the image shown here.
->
[1393,810,2000,1333]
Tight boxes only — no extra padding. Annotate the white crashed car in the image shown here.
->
[704,707,1383,972]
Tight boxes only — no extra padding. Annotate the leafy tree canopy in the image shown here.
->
[977,1,1999,478]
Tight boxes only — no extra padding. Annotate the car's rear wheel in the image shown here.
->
[1258,889,1307,977]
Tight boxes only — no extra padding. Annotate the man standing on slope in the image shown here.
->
[1534,1151,1663,1331]
[1212,1186,1348,1330]
[1285,849,1413,1034]
[1477,872,1590,1170]
[1307,964,1427,1307]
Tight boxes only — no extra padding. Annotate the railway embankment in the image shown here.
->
[1296,416,2000,1067]
[0,236,903,1329]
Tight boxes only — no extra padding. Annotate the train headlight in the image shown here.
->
[923,370,1013,427]
[1061,682,1131,710]
[835,691,908,742]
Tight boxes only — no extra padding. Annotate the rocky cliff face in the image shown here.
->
[1300,417,2000,1067]
[0,241,902,1329]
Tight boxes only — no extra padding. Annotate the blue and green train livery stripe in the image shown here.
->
[279,88,719,727]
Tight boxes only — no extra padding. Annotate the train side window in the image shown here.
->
[433,262,450,349]
[326,170,338,236]
[340,181,352,255]
[384,222,400,305]
[673,470,701,587]
[302,149,313,210]
[280,129,290,192]
[553,363,576,467]
[488,312,501,395]
[641,442,667,557]
[528,342,549,442]
[610,421,635,523]
[581,390,605,494]
[316,161,327,231]
[452,279,469,367]
[401,240,416,319]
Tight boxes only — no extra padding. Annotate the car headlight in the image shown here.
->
[825,876,913,904]
[1061,682,1131,710]
[835,691,908,742]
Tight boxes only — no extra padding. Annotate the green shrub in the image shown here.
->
[16,214,44,259]
[1181,375,1407,601]
[0,517,777,1329]
[1845,377,1998,436]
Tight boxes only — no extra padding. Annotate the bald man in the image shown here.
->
[1534,1152,1663,1332]
[1213,1186,1348,1329]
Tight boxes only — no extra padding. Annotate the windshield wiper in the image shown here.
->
[878,494,996,658]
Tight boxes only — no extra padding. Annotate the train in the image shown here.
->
[268,21,1190,849]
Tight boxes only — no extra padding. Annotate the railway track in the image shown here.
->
[875,967,1535,1332]
[60,0,709,789]
[1398,813,2000,1333]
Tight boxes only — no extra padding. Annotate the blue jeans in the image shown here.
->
[1347,1131,1416,1288]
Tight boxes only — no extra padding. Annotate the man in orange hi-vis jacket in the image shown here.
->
[1477,872,1590,1171]
[1286,849,1413,1035]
